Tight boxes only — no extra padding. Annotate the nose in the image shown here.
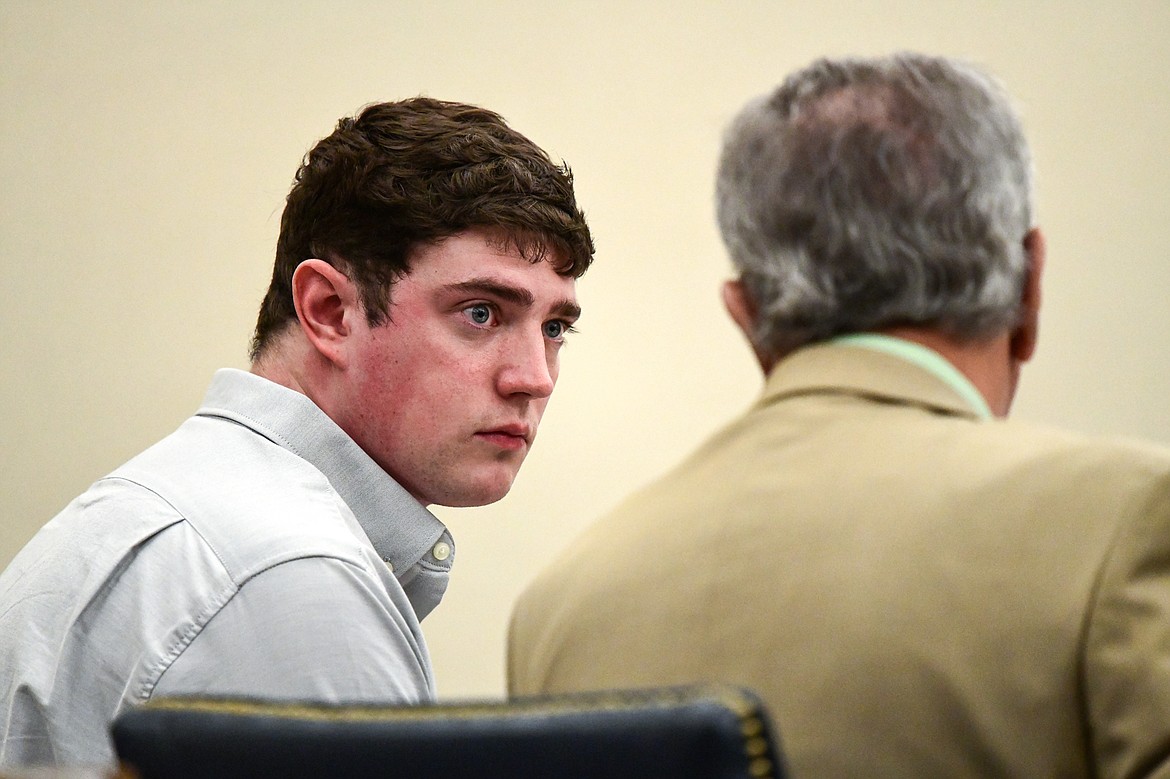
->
[497,331,556,399]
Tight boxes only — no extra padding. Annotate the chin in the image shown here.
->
[432,477,516,508]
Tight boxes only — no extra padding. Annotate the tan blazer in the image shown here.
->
[508,342,1170,777]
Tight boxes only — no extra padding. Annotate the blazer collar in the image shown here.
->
[758,340,987,420]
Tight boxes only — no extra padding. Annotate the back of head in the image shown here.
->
[251,97,595,360]
[716,53,1034,359]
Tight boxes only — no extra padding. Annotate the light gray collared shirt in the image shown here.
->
[0,369,454,768]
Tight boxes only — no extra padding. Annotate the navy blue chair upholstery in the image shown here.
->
[110,684,784,778]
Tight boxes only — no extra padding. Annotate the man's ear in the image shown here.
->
[291,259,360,369]
[1010,228,1045,364]
[722,279,775,374]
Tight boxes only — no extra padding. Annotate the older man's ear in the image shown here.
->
[722,279,777,375]
[1010,227,1046,366]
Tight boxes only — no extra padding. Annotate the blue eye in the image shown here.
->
[465,304,492,325]
[543,321,566,339]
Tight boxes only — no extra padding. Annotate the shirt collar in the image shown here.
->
[760,338,990,421]
[829,334,993,420]
[193,369,453,580]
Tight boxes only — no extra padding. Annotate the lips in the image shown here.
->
[477,423,531,450]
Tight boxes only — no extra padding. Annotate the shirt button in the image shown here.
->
[383,559,395,573]
[432,541,452,561]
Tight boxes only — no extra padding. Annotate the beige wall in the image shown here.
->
[2,1,1168,699]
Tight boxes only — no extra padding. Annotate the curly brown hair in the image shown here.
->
[250,97,595,360]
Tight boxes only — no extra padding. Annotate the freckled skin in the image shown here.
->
[333,230,579,507]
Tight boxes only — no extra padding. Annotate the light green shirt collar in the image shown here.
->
[831,333,993,420]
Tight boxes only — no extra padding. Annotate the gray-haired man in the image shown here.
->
[508,53,1170,777]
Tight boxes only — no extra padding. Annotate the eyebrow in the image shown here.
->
[445,279,581,320]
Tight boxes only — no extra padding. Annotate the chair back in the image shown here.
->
[111,684,784,778]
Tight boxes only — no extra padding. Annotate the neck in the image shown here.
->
[250,331,313,397]
[878,326,1018,417]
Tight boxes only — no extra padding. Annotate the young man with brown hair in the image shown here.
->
[0,97,594,768]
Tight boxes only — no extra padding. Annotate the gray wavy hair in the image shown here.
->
[716,53,1034,358]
